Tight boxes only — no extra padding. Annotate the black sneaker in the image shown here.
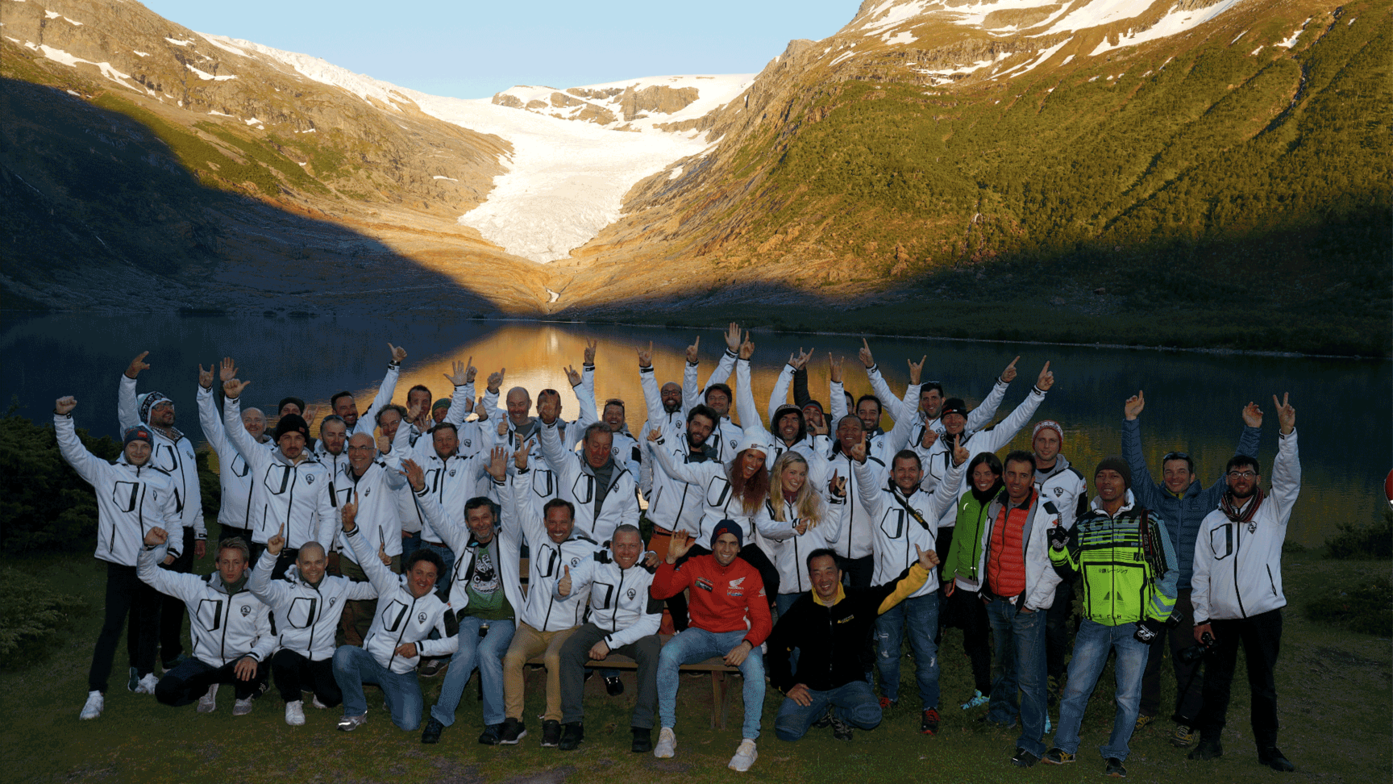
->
[478,723,504,745]
[829,709,853,741]
[1104,757,1127,778]
[1188,737,1223,761]
[605,676,625,696]
[558,722,584,751]
[1042,747,1075,765]
[541,719,562,748]
[811,707,833,729]
[1011,747,1039,767]
[421,717,444,744]
[419,657,447,678]
[920,707,941,736]
[631,727,652,754]
[498,718,527,745]
[1258,747,1295,772]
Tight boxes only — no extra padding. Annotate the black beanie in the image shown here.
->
[1095,456,1133,489]
[940,398,969,419]
[278,396,306,416]
[274,414,309,443]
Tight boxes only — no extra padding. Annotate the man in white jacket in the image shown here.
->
[554,525,664,753]
[333,430,409,645]
[1030,420,1089,706]
[331,500,459,732]
[1188,394,1299,773]
[137,530,273,716]
[198,361,276,558]
[56,396,180,719]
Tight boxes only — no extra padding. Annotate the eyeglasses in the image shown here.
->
[1226,470,1257,479]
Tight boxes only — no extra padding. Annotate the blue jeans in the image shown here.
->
[774,680,882,741]
[1051,619,1149,761]
[332,645,425,731]
[658,627,765,740]
[986,598,1049,756]
[430,617,514,728]
[422,541,455,590]
[873,591,940,710]
[401,531,422,563]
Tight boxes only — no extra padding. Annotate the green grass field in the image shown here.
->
[3,526,1388,784]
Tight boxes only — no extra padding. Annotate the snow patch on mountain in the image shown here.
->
[1091,0,1243,55]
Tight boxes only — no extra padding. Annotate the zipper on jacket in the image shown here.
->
[1233,523,1247,618]
[386,588,420,670]
[1266,564,1277,598]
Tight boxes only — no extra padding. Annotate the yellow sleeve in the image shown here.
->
[876,564,929,615]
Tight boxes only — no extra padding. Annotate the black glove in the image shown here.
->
[1133,619,1165,644]
[1048,524,1069,551]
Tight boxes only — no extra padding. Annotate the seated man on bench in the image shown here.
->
[650,521,772,773]
[554,524,663,753]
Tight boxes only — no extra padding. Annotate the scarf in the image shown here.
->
[1220,488,1265,525]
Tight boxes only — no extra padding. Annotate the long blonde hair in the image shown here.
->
[769,453,826,528]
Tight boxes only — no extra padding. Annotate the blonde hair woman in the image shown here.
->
[757,452,846,616]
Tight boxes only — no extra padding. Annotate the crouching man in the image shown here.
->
[138,530,272,715]
[332,500,458,732]
[768,544,941,743]
[555,525,663,753]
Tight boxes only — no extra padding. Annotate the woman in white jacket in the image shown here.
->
[756,452,846,616]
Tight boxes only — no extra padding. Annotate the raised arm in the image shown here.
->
[137,530,198,602]
[53,399,101,486]
[850,444,888,518]
[701,323,740,398]
[221,378,269,469]
[117,352,149,431]
[1199,401,1265,504]
[645,429,716,486]
[829,353,848,424]
[681,337,702,412]
[1268,394,1300,526]
[861,339,909,423]
[343,508,392,598]
[1120,390,1161,508]
[735,354,767,437]
[976,362,1051,453]
[965,356,1016,432]
[358,345,405,430]
[441,358,477,429]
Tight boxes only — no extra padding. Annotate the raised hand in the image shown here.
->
[920,427,939,449]
[685,336,700,364]
[302,404,318,424]
[54,396,77,415]
[513,441,532,471]
[401,459,425,493]
[738,334,755,361]
[583,339,597,366]
[486,446,508,482]
[1000,356,1020,384]
[487,368,505,394]
[637,341,654,369]
[951,433,970,466]
[219,357,238,383]
[143,527,169,547]
[266,523,286,556]
[564,364,582,387]
[445,359,469,386]
[859,338,875,369]
[829,470,847,498]
[557,564,573,597]
[198,364,215,390]
[1035,361,1054,392]
[125,351,150,379]
[724,322,741,353]
[341,500,358,532]
[829,353,843,384]
[1124,390,1145,421]
[497,418,509,438]
[667,529,694,563]
[378,540,390,566]
[1242,401,1263,429]
[849,441,867,463]
[1273,392,1295,434]
[223,378,251,399]
[788,347,814,371]
[389,343,408,364]
[406,399,424,425]
[536,395,559,424]
[646,428,662,443]
[915,543,940,570]
[908,355,926,386]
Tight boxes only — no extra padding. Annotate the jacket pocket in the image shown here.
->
[1209,525,1233,561]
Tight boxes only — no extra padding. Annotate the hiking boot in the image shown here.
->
[1134,713,1155,731]
[196,684,219,714]
[337,713,367,732]
[960,690,989,710]
[812,706,833,729]
[1258,747,1295,772]
[134,673,158,695]
[421,717,444,744]
[1170,723,1195,748]
[1043,747,1075,765]
[1188,737,1223,761]
[654,727,677,758]
[1104,757,1127,777]
[478,724,504,745]
[285,700,306,726]
[829,710,853,741]
[559,722,584,751]
[540,719,562,748]
[1011,747,1040,768]
[920,707,941,736]
[80,691,104,720]
[232,697,254,716]
[631,727,652,753]
[419,658,448,678]
[728,739,758,772]
[605,676,625,696]
[498,718,527,745]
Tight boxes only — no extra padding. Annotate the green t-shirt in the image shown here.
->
[464,540,514,621]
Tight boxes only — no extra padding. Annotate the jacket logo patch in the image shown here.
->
[728,576,746,589]
[695,577,714,592]
[417,612,427,624]
[329,597,338,607]
[627,588,636,600]
[240,605,251,617]
[1053,487,1062,496]
[305,474,315,484]
[449,469,457,477]
[363,488,371,497]
[570,557,581,567]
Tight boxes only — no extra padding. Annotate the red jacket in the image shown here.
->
[652,554,772,647]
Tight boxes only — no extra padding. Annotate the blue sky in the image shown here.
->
[142,0,858,98]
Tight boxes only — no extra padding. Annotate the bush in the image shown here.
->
[1303,576,1393,637]
[1325,509,1393,560]
[0,405,119,554]
[0,566,86,666]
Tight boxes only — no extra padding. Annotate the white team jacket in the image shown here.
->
[640,365,710,534]
[198,385,276,533]
[138,544,274,666]
[539,417,640,545]
[345,526,459,673]
[552,549,661,649]
[56,413,181,564]
[223,397,336,548]
[248,549,376,661]
[854,455,965,596]
[119,376,204,539]
[1036,454,1089,530]
[501,470,603,632]
[1192,430,1300,623]
[756,493,846,595]
[343,362,401,439]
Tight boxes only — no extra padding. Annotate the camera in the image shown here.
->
[1177,631,1215,665]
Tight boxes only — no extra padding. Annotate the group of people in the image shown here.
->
[57,325,1302,775]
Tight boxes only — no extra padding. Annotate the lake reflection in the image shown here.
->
[2,312,1387,547]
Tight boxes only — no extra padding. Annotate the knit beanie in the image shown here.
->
[940,398,969,419]
[711,519,744,549]
[1033,420,1064,443]
[137,391,172,423]
[1095,456,1132,489]
[274,414,309,443]
[278,396,306,416]
[123,425,154,448]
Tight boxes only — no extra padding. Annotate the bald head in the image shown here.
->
[298,541,326,561]
[347,431,376,474]
[506,386,532,426]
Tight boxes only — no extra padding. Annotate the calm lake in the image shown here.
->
[2,312,1388,548]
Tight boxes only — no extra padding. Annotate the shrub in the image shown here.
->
[1303,576,1393,637]
[1325,509,1393,560]
[0,566,86,666]
[0,405,118,554]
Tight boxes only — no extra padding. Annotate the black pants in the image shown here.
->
[560,622,659,728]
[271,649,342,707]
[942,585,992,696]
[89,562,162,692]
[1196,609,1282,749]
[837,554,874,591]
[156,656,268,706]
[739,545,780,604]
[1045,576,1076,681]
[159,527,196,666]
[271,547,301,580]
[1141,589,1205,722]
[218,525,254,552]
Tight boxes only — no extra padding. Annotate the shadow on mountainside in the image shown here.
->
[0,78,544,316]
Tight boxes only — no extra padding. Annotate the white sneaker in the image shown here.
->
[285,700,306,726]
[653,727,677,759]
[196,684,219,713]
[311,694,328,710]
[134,673,159,695]
[728,739,758,772]
[232,697,254,716]
[80,691,104,720]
